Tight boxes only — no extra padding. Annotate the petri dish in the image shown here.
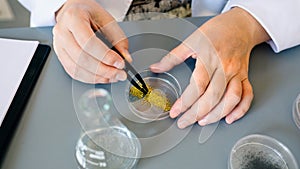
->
[292,93,300,130]
[75,126,141,169]
[126,69,181,121]
[229,134,298,169]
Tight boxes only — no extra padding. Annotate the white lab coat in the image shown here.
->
[18,0,300,52]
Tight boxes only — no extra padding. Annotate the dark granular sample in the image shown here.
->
[241,151,284,169]
[242,156,282,169]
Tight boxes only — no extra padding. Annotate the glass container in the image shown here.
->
[126,70,181,121]
[75,88,141,169]
[229,134,298,169]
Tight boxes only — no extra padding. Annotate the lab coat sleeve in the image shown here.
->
[18,0,66,27]
[222,0,300,52]
[18,0,132,27]
[96,0,132,22]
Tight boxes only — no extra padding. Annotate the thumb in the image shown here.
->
[150,43,195,73]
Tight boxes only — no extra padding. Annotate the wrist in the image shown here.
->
[55,0,84,23]
[199,7,270,49]
[55,1,67,23]
[234,7,270,46]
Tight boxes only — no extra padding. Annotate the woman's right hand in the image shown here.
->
[53,0,132,83]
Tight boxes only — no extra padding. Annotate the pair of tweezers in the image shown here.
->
[112,47,148,95]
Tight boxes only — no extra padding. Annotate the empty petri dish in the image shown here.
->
[127,70,181,121]
[75,126,141,169]
[292,93,300,130]
[229,134,298,169]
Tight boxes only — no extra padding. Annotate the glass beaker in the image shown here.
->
[75,88,141,169]
[293,93,300,130]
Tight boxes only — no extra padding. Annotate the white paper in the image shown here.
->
[0,38,39,126]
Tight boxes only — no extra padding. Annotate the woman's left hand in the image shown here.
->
[150,7,270,128]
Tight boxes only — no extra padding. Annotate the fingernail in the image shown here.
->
[198,118,207,126]
[226,116,234,124]
[178,120,188,129]
[123,50,132,62]
[149,64,161,72]
[170,101,181,118]
[170,106,178,118]
[170,108,179,118]
[116,73,126,81]
[113,61,124,69]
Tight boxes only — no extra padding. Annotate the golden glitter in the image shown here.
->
[129,84,171,112]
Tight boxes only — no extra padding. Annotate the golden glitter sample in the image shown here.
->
[129,85,171,112]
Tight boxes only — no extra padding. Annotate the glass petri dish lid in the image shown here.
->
[229,134,299,169]
[126,69,181,121]
[75,126,141,169]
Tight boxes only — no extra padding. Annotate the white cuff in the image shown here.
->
[18,0,132,26]
[18,0,66,27]
[96,0,132,22]
[223,0,300,52]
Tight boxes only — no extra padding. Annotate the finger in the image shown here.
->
[170,60,210,118]
[150,43,194,73]
[53,24,69,64]
[54,25,127,81]
[97,20,132,62]
[54,44,110,84]
[64,11,125,70]
[65,41,127,81]
[53,25,75,74]
[198,76,242,126]
[225,79,253,124]
[177,68,226,129]
[75,50,127,81]
[113,39,132,62]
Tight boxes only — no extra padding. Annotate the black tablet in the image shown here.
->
[0,44,51,165]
